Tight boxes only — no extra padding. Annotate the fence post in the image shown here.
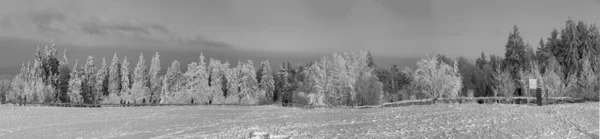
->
[536,87,543,106]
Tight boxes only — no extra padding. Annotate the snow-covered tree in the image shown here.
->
[239,60,258,104]
[577,59,598,99]
[57,49,71,102]
[184,53,209,104]
[108,53,121,99]
[148,52,161,103]
[67,60,83,103]
[95,57,109,103]
[224,61,241,104]
[258,60,275,103]
[493,67,516,98]
[412,54,463,99]
[120,56,131,103]
[131,53,150,104]
[161,60,182,104]
[305,59,327,106]
[83,56,96,103]
[208,58,226,104]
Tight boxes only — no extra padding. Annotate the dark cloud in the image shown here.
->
[4,8,234,49]
[182,36,233,48]
[80,20,171,36]
[28,9,66,34]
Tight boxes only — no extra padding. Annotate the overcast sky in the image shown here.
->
[0,0,599,69]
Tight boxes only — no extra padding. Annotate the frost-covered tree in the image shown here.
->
[95,57,109,103]
[186,53,209,104]
[180,54,210,104]
[577,59,598,99]
[67,60,83,103]
[542,67,563,98]
[161,60,182,104]
[224,61,241,104]
[208,58,226,104]
[274,63,291,103]
[8,63,26,102]
[120,56,131,103]
[305,59,327,105]
[258,60,275,103]
[108,53,121,100]
[148,52,161,103]
[131,53,150,104]
[239,60,258,104]
[412,54,463,99]
[82,56,96,103]
[57,49,71,102]
[493,67,516,98]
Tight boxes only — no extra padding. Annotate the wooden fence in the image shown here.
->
[0,97,588,109]
[381,97,586,108]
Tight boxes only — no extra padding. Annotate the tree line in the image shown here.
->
[0,18,598,106]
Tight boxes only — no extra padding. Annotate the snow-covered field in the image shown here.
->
[0,102,598,139]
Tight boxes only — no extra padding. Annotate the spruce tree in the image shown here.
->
[82,56,96,103]
[57,49,71,102]
[258,60,275,103]
[107,53,121,102]
[225,61,240,104]
[95,57,109,102]
[148,52,161,103]
[67,60,83,103]
[131,53,150,103]
[121,56,131,103]
[161,60,181,104]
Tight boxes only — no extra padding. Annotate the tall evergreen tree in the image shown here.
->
[95,57,109,103]
[67,60,83,103]
[108,53,121,98]
[258,60,275,103]
[208,58,226,104]
[83,56,96,103]
[148,52,161,103]
[120,56,131,103]
[503,25,528,89]
[161,60,182,104]
[224,61,241,104]
[57,49,71,102]
[239,60,258,104]
[131,53,150,103]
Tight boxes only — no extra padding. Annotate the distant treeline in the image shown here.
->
[0,18,598,106]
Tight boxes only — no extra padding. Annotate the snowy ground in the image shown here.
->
[0,102,598,139]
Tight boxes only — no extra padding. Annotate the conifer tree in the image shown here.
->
[225,61,240,104]
[208,58,226,104]
[95,57,109,102]
[57,49,71,102]
[67,60,83,103]
[107,53,121,103]
[83,56,96,103]
[161,60,181,104]
[504,25,527,83]
[131,53,150,103]
[239,60,258,104]
[121,56,131,103]
[258,60,275,103]
[148,52,161,103]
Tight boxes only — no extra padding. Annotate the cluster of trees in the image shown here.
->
[373,18,599,101]
[1,18,597,106]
